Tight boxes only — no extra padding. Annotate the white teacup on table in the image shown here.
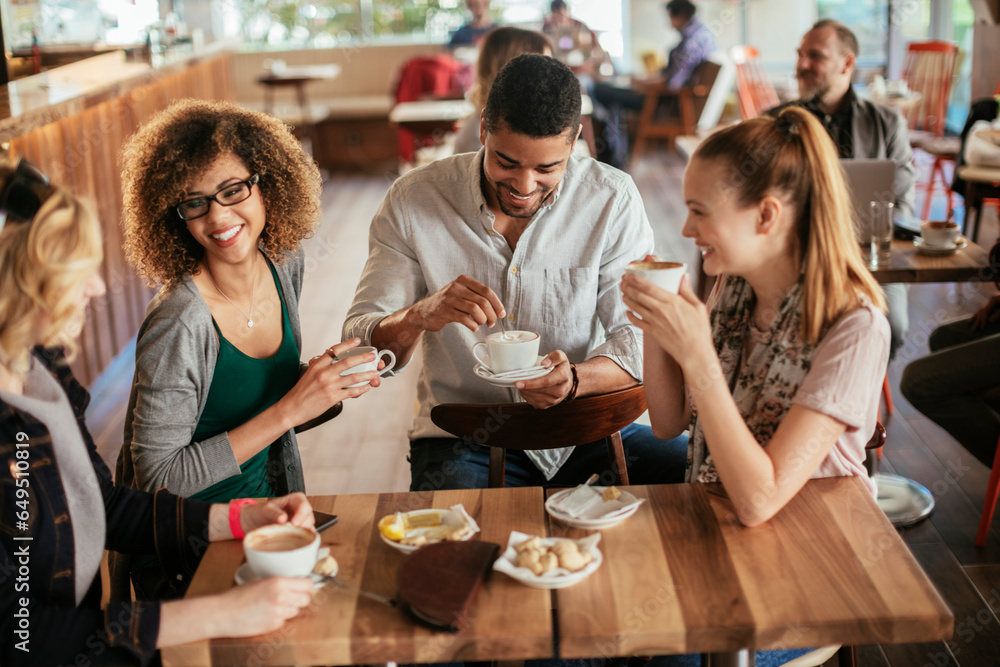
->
[624,261,687,293]
[473,331,540,374]
[244,524,320,578]
[335,345,396,387]
[920,220,961,247]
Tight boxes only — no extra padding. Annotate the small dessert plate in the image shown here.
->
[379,505,481,554]
[914,235,967,256]
[234,547,332,588]
[546,486,645,529]
[474,356,553,386]
[493,531,602,589]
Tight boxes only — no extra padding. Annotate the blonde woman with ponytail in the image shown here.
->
[621,107,889,530]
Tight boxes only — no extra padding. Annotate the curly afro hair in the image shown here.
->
[121,99,322,287]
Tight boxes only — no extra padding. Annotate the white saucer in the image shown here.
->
[914,236,967,256]
[234,547,332,587]
[474,356,553,386]
[545,487,645,529]
[493,532,603,589]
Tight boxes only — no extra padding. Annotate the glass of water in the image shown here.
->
[869,201,894,269]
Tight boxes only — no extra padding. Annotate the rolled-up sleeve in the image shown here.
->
[585,181,654,380]
[342,183,428,365]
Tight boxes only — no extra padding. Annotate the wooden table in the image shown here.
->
[162,480,951,666]
[867,236,992,284]
[957,164,1000,245]
[257,64,342,121]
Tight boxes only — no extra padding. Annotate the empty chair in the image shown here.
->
[630,59,722,165]
[430,386,648,488]
[730,45,779,119]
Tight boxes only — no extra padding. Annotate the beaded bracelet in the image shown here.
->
[564,363,580,403]
[229,498,257,539]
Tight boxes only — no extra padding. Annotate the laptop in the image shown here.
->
[839,158,896,243]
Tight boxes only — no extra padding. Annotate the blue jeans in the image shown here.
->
[900,313,1000,466]
[645,649,813,666]
[409,423,689,491]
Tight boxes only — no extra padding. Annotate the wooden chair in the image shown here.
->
[975,390,1000,547]
[902,41,961,220]
[729,45,779,119]
[430,386,647,488]
[629,59,722,165]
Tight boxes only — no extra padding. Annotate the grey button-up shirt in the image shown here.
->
[343,150,653,478]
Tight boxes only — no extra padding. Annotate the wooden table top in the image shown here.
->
[549,478,951,657]
[256,64,342,85]
[868,237,992,284]
[162,479,952,666]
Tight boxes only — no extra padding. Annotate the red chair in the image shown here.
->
[393,55,465,164]
[902,41,960,219]
[729,45,779,119]
[975,391,1000,547]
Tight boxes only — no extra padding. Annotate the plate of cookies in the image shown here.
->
[545,484,644,529]
[493,531,602,589]
[377,505,480,554]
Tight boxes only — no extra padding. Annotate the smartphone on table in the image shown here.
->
[313,510,339,532]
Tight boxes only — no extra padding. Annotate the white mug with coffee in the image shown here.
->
[335,346,396,387]
[473,331,540,373]
[920,220,960,247]
[624,260,688,294]
[243,524,320,578]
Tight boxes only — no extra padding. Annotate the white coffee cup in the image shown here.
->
[335,346,396,387]
[920,220,960,247]
[244,524,320,578]
[624,261,687,294]
[473,331,540,373]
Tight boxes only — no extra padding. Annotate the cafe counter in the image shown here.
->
[2,45,235,385]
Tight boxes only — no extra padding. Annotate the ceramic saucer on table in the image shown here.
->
[234,547,332,588]
[545,486,645,529]
[474,356,553,387]
[913,235,967,256]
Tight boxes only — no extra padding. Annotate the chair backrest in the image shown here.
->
[729,45,779,119]
[430,385,647,487]
[902,41,959,137]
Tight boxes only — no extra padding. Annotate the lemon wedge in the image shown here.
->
[378,513,405,541]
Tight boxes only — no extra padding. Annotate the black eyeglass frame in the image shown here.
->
[174,174,261,222]
[0,158,51,234]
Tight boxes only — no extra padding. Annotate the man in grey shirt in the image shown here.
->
[343,55,687,490]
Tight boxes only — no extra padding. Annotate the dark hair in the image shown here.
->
[666,0,696,20]
[484,54,581,140]
[811,19,858,57]
[551,0,567,11]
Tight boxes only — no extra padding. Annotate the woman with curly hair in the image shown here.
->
[116,100,375,598]
[0,158,318,667]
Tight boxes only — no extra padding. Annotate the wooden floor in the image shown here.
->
[85,150,999,666]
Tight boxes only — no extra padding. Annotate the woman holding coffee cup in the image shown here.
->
[117,100,377,597]
[0,158,317,667]
[621,107,890,528]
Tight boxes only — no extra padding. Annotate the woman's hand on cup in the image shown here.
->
[283,339,378,426]
[240,492,314,536]
[215,576,316,637]
[621,274,713,367]
[515,351,571,409]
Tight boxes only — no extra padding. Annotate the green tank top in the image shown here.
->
[189,260,300,504]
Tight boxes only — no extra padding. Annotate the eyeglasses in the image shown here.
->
[175,174,260,221]
[0,158,51,234]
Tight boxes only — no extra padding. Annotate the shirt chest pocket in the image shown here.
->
[538,267,599,329]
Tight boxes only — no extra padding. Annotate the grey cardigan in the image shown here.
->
[117,248,307,498]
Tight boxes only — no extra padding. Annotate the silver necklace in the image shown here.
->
[207,260,257,328]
